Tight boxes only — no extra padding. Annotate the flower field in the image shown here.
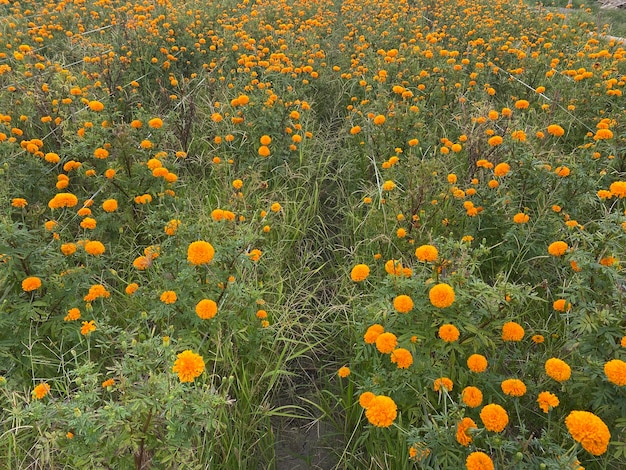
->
[1,0,625,468]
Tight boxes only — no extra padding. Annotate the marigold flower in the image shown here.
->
[84,240,105,256]
[480,403,508,432]
[467,354,488,373]
[514,99,529,109]
[64,308,81,321]
[384,259,403,276]
[375,332,397,354]
[547,124,565,137]
[80,320,96,336]
[513,212,529,224]
[462,386,483,408]
[493,162,510,176]
[196,299,218,319]
[258,145,270,157]
[565,410,611,456]
[609,181,626,198]
[337,366,350,378]
[93,147,109,159]
[553,299,571,312]
[545,357,571,382]
[102,199,118,212]
[604,359,626,386]
[434,377,453,392]
[187,241,215,265]
[48,192,78,209]
[350,264,370,282]
[359,391,376,408]
[32,383,51,400]
[532,334,545,344]
[594,128,613,140]
[548,240,568,256]
[160,291,177,304]
[382,180,396,191]
[501,379,526,397]
[102,378,115,388]
[365,395,397,427]
[84,284,110,302]
[364,324,384,344]
[438,324,460,342]
[393,295,414,313]
[80,217,96,230]
[22,276,42,292]
[456,417,477,446]
[429,283,455,308]
[390,348,413,369]
[172,350,205,383]
[164,219,181,235]
[148,117,163,129]
[415,244,438,262]
[373,114,386,125]
[125,283,139,295]
[502,321,524,341]
[537,391,559,413]
[465,451,494,470]
[12,198,27,208]
[270,202,282,212]
[487,136,503,146]
[88,100,104,112]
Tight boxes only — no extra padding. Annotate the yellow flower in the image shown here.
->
[545,357,571,382]
[415,244,438,262]
[466,451,494,470]
[467,354,488,373]
[382,180,396,191]
[375,332,397,354]
[88,100,104,112]
[195,299,218,320]
[501,321,524,341]
[429,283,455,308]
[537,391,559,413]
[365,395,397,427]
[373,114,386,125]
[148,117,163,129]
[64,308,81,321]
[609,181,626,198]
[84,241,105,256]
[553,299,571,312]
[125,283,139,295]
[547,124,565,137]
[172,350,205,383]
[22,276,42,292]
[501,379,526,397]
[84,284,110,302]
[187,241,215,265]
[390,348,413,369]
[160,291,177,304]
[359,391,375,408]
[32,383,51,400]
[456,417,477,446]
[350,264,370,282]
[462,386,483,408]
[480,403,508,432]
[604,359,626,386]
[102,378,115,388]
[493,162,510,176]
[438,324,460,342]
[80,320,96,336]
[102,199,118,212]
[393,295,414,313]
[565,410,610,456]
[337,366,350,378]
[12,198,27,208]
[548,241,568,256]
[488,136,503,146]
[513,212,529,224]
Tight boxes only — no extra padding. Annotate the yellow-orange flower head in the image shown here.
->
[465,451,494,470]
[604,359,626,386]
[187,241,215,265]
[429,283,455,308]
[415,244,438,262]
[350,264,370,282]
[545,357,571,382]
[565,410,611,456]
[365,395,397,427]
[480,403,508,432]
[393,295,414,313]
[172,350,205,383]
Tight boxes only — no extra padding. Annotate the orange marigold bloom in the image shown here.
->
[337,366,350,378]
[375,332,397,354]
[365,395,397,427]
[258,145,271,157]
[467,354,488,373]
[80,217,96,230]
[547,124,565,137]
[415,244,438,262]
[84,240,106,256]
[462,386,483,408]
[32,383,51,400]
[434,377,453,392]
[164,219,181,235]
[604,359,626,386]
[350,264,370,282]
[160,291,177,304]
[501,379,527,397]
[48,192,79,209]
[487,136,503,146]
[373,114,386,125]
[438,324,460,342]
[456,417,478,446]
[390,348,413,369]
[22,276,42,292]
[502,321,524,341]
[195,299,218,320]
[64,308,81,321]
[172,350,205,383]
[359,391,375,408]
[84,284,110,302]
[384,259,404,276]
[609,181,626,198]
[125,283,139,295]
[548,241,568,256]
[553,299,571,312]
[513,212,529,224]
[12,198,27,208]
[480,404,508,432]
[545,357,571,382]
[393,295,414,313]
[102,378,115,388]
[429,283,455,308]
[537,391,559,413]
[364,324,384,344]
[148,117,163,129]
[565,410,611,456]
[466,451,494,470]
[102,199,118,212]
[88,100,104,112]
[593,128,613,140]
[532,334,545,344]
[80,320,96,336]
[93,147,109,159]
[514,99,529,109]
[187,241,215,265]
[493,162,510,177]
